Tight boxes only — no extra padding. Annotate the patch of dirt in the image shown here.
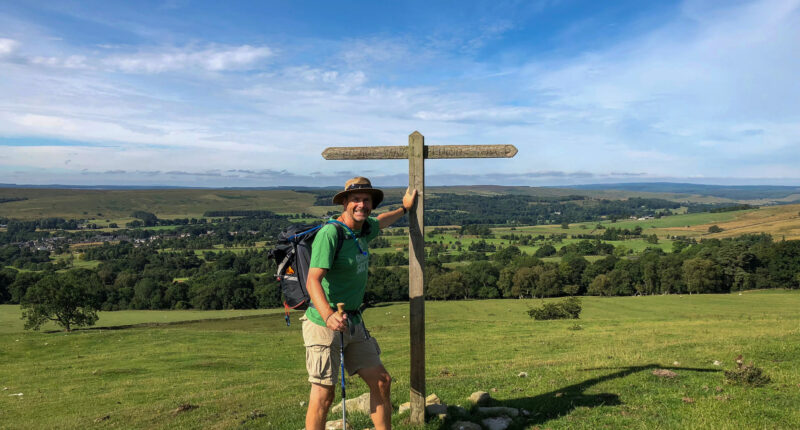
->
[171,404,198,416]
[652,369,678,378]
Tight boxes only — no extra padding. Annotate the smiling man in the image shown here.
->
[303,176,417,430]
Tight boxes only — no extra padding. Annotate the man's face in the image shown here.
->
[344,192,372,222]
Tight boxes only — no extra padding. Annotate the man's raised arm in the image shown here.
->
[378,188,418,230]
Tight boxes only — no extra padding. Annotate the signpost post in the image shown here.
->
[322,131,517,425]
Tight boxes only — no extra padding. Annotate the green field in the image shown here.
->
[0,306,283,334]
[2,292,799,429]
[0,188,321,220]
[0,186,738,221]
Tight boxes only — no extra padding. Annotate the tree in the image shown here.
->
[0,267,18,303]
[20,269,101,331]
[587,274,612,296]
[534,244,556,258]
[461,261,499,299]
[683,258,723,294]
[766,240,800,289]
[9,271,44,304]
[427,271,464,300]
[511,267,537,298]
[490,246,521,265]
[559,253,588,291]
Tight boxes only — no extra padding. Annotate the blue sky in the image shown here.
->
[0,0,798,188]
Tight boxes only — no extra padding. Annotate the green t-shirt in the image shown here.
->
[305,217,380,326]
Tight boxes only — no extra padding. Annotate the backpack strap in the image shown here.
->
[327,219,368,256]
[333,222,345,260]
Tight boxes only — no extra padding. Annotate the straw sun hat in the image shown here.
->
[332,176,384,207]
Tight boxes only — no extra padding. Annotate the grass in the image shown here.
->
[2,292,799,429]
[663,204,800,241]
[0,306,283,334]
[0,188,321,220]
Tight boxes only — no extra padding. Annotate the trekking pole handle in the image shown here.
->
[337,302,345,316]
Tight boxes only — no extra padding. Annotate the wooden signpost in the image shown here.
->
[322,131,517,425]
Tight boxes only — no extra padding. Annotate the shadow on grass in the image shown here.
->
[436,364,720,429]
[43,313,273,333]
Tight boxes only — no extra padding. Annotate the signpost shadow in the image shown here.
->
[434,364,721,429]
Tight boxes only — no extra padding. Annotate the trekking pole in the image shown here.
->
[337,302,347,429]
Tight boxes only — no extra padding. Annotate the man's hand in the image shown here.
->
[378,187,419,229]
[403,188,418,211]
[325,310,348,332]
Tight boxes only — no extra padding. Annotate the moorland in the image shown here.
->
[1,183,799,428]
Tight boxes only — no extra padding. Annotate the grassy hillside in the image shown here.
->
[0,185,740,221]
[0,188,320,219]
[1,292,799,429]
[569,183,800,203]
[655,204,800,241]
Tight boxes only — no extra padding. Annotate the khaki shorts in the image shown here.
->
[301,316,383,386]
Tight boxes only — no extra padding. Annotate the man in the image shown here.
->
[303,176,417,430]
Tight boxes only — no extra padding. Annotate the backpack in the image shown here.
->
[268,220,371,326]
[267,220,370,326]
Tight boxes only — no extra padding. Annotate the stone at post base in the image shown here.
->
[425,393,441,405]
[482,416,513,430]
[399,393,449,421]
[468,391,492,405]
[331,392,371,415]
[476,406,520,417]
[324,419,352,430]
[451,421,482,430]
[425,403,448,420]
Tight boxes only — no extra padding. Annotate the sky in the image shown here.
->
[0,0,798,188]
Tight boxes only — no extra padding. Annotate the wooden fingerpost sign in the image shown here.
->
[322,131,517,425]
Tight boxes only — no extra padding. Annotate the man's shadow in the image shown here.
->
[436,364,719,429]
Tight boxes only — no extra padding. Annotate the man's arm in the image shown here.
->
[378,188,418,230]
[306,267,346,331]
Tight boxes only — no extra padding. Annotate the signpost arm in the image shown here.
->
[407,131,426,425]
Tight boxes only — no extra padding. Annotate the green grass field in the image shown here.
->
[2,292,799,429]
[0,188,321,220]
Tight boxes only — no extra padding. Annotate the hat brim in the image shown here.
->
[332,188,384,208]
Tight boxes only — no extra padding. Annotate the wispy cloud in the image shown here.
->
[12,42,273,73]
[103,44,273,73]
[0,0,798,187]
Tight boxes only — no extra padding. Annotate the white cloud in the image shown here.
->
[30,55,89,69]
[0,38,19,56]
[505,0,800,176]
[1,0,798,186]
[103,44,273,73]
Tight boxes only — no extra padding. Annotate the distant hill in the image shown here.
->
[566,183,800,202]
[3,183,800,220]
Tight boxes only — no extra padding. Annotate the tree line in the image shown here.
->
[5,232,799,317]
[419,234,800,299]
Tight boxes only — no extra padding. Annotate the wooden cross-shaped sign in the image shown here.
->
[323,131,517,425]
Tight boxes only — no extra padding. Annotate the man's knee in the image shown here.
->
[310,383,336,407]
[368,369,391,397]
[377,371,392,392]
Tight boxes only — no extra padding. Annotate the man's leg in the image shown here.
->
[306,383,335,430]
[357,365,392,430]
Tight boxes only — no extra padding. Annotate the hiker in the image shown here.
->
[303,176,417,430]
